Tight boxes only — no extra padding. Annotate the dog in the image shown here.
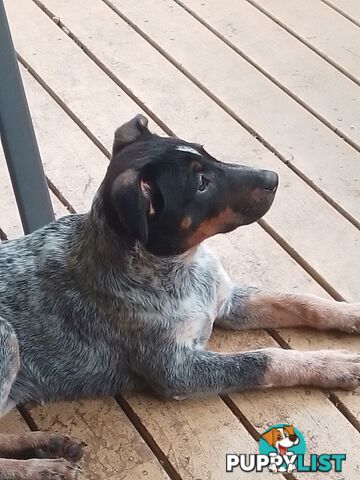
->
[261,425,299,473]
[0,114,359,479]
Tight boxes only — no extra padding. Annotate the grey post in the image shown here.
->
[0,0,54,234]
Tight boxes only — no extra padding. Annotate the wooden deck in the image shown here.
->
[1,0,360,478]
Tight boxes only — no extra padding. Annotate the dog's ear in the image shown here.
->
[283,425,295,436]
[261,428,277,447]
[111,169,153,244]
[112,114,150,156]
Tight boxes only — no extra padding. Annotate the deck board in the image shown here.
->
[123,392,275,480]
[108,0,360,144]
[324,0,360,22]
[1,0,360,478]
[0,150,68,238]
[177,0,360,221]
[9,0,164,150]
[252,0,360,79]
[31,399,171,480]
[0,411,29,435]
[0,154,23,239]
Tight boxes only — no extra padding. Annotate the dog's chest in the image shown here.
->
[172,292,216,349]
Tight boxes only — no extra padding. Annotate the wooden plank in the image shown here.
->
[252,0,360,78]
[19,68,108,213]
[106,0,360,144]
[14,0,360,303]
[0,410,29,435]
[178,0,360,223]
[0,153,23,239]
[123,392,271,479]
[17,52,360,478]
[6,0,163,153]
[325,0,360,21]
[0,151,68,239]
[31,399,170,480]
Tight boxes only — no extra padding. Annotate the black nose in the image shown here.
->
[261,170,279,192]
[289,435,297,442]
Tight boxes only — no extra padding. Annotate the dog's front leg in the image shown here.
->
[215,284,360,333]
[140,346,360,398]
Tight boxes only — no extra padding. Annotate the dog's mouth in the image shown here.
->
[278,445,287,455]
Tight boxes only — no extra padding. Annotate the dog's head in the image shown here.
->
[100,115,278,256]
[261,426,299,454]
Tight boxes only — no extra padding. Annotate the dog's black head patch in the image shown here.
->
[100,115,278,256]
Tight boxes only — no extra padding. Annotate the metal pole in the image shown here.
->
[0,0,54,234]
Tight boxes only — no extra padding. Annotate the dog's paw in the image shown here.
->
[19,459,80,480]
[40,459,80,480]
[311,350,360,390]
[33,434,86,463]
[340,303,360,334]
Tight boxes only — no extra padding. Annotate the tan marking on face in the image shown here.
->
[185,206,238,247]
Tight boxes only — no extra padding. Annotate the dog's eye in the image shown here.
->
[197,173,210,192]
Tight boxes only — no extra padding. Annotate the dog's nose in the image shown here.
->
[261,170,279,192]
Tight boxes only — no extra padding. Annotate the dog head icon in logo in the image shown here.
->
[259,424,306,473]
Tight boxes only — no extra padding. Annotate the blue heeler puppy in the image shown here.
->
[0,115,359,479]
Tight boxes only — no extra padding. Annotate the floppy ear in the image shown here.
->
[112,114,149,156]
[261,428,277,447]
[283,425,295,436]
[111,169,150,244]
